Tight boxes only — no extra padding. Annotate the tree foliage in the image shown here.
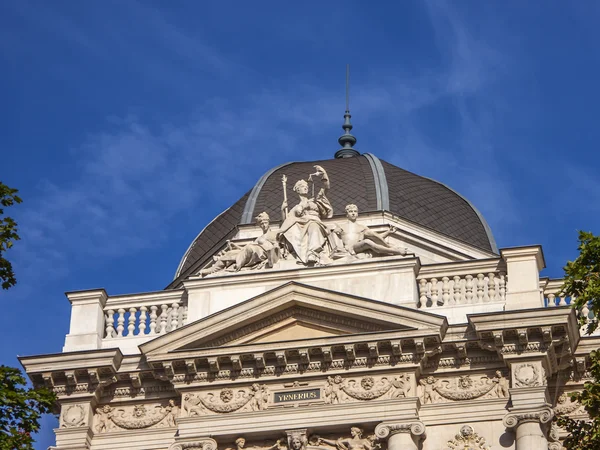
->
[0,181,23,290]
[556,231,600,449]
[0,366,56,450]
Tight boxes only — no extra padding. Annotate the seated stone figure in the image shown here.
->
[200,212,279,276]
[333,204,408,258]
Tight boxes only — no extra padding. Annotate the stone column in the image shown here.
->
[375,421,425,450]
[502,407,553,450]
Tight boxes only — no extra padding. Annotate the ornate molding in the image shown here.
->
[374,421,425,438]
[418,372,508,404]
[446,425,490,450]
[555,392,585,416]
[502,407,553,428]
[169,439,218,450]
[324,373,411,404]
[183,384,268,416]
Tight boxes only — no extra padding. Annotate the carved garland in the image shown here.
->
[324,374,411,404]
[183,384,269,415]
[419,373,509,404]
[94,401,179,433]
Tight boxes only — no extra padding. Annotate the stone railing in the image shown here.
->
[416,259,506,310]
[103,291,187,340]
[541,278,599,336]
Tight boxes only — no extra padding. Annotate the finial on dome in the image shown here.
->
[335,64,360,159]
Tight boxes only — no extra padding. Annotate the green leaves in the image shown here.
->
[0,365,56,450]
[557,232,600,449]
[0,181,23,290]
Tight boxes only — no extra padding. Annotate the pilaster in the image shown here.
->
[500,246,545,310]
[63,289,108,352]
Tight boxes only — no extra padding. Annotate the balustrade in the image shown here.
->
[417,267,506,309]
[541,278,599,336]
[103,294,187,340]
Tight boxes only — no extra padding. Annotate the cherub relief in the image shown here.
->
[419,376,440,404]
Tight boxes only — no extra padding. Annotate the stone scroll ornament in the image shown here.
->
[446,425,491,450]
[183,384,269,416]
[94,400,179,433]
[324,374,411,404]
[419,372,509,404]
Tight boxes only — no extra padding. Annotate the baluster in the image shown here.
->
[105,309,115,339]
[139,306,147,335]
[418,279,428,308]
[116,309,125,337]
[487,273,496,301]
[128,307,137,336]
[182,306,188,326]
[465,275,474,303]
[159,304,169,334]
[441,277,450,306]
[558,295,566,306]
[171,302,180,330]
[149,306,158,335]
[498,272,506,301]
[476,274,485,303]
[430,278,439,307]
[547,293,556,307]
[453,276,462,304]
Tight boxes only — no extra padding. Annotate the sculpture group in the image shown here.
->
[201,166,408,277]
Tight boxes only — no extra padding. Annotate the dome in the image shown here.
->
[170,153,497,287]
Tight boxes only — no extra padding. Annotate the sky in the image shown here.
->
[1,1,600,448]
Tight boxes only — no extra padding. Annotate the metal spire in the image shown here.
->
[335,64,360,158]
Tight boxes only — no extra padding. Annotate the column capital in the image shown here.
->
[169,438,218,450]
[502,406,553,429]
[374,421,425,439]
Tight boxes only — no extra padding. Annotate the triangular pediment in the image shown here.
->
[141,282,447,358]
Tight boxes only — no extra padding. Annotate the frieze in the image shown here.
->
[313,427,380,450]
[101,383,175,398]
[182,384,269,416]
[324,373,411,404]
[446,425,490,450]
[94,400,179,433]
[60,404,87,428]
[418,372,509,404]
[422,354,501,370]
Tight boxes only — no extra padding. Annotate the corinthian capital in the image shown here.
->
[374,421,425,439]
[169,438,218,450]
[502,407,553,428]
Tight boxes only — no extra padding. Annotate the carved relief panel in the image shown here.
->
[512,362,545,388]
[324,373,413,404]
[94,399,179,433]
[60,403,88,428]
[418,371,509,404]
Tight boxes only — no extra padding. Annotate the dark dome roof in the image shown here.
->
[170,154,497,287]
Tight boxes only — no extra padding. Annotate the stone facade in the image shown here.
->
[20,159,599,450]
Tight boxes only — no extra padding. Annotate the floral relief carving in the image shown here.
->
[183,384,269,416]
[514,363,541,387]
[60,404,86,428]
[555,392,585,416]
[446,425,491,450]
[418,372,509,404]
[94,400,179,433]
[324,374,411,404]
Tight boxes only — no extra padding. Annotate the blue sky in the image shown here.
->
[1,1,599,447]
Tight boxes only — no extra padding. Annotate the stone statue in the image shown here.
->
[334,205,407,258]
[318,427,373,450]
[419,376,440,404]
[493,370,509,398]
[278,166,334,266]
[201,212,279,276]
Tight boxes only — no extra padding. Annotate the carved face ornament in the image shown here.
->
[361,377,375,390]
[133,405,147,418]
[220,389,234,403]
[458,376,473,389]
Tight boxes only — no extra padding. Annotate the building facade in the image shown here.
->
[21,148,598,450]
